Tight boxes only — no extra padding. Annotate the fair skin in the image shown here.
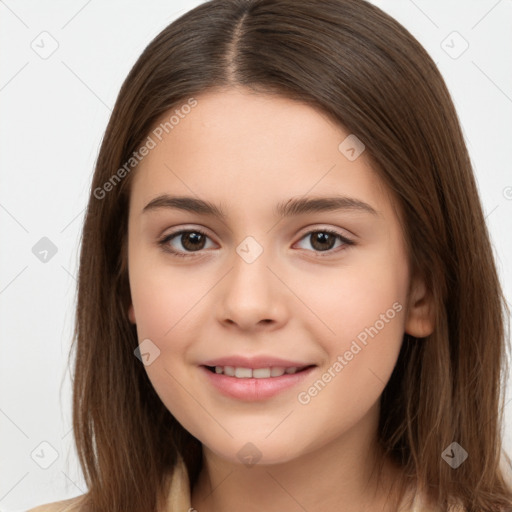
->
[126,87,434,512]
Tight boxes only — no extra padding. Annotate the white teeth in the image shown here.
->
[211,365,302,378]
[252,368,271,378]
[223,366,235,376]
[235,367,252,378]
[270,366,286,377]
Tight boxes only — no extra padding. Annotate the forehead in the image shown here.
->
[129,88,390,217]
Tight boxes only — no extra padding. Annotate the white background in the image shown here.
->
[0,1,511,510]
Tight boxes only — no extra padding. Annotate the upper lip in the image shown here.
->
[201,355,315,369]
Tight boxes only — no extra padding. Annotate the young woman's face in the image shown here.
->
[127,88,429,465]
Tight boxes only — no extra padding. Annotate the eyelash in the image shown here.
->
[157,227,355,258]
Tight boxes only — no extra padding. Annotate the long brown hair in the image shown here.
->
[71,0,512,510]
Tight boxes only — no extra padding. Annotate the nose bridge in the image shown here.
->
[235,234,266,266]
[217,233,286,328]
[230,233,273,299]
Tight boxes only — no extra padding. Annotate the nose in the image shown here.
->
[216,243,289,332]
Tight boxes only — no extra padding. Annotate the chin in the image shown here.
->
[201,435,311,468]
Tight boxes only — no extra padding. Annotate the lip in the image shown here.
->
[201,355,313,369]
[199,364,316,401]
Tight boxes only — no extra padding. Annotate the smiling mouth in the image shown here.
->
[203,364,316,378]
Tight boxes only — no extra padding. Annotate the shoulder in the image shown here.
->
[26,495,85,512]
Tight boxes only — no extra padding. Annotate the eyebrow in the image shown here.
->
[142,194,378,218]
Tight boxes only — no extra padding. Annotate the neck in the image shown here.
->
[190,404,404,512]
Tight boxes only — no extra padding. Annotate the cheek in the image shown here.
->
[292,279,406,438]
[299,259,407,343]
[294,258,408,398]
[129,254,204,343]
[129,259,209,405]
[129,264,202,421]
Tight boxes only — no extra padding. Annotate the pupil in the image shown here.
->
[312,232,334,251]
[183,232,204,250]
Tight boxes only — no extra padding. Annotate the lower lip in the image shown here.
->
[199,365,316,401]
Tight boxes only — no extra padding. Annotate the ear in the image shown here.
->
[405,275,435,338]
[128,304,136,324]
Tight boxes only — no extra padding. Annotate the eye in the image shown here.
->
[158,227,355,258]
[158,229,214,258]
[294,229,354,256]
